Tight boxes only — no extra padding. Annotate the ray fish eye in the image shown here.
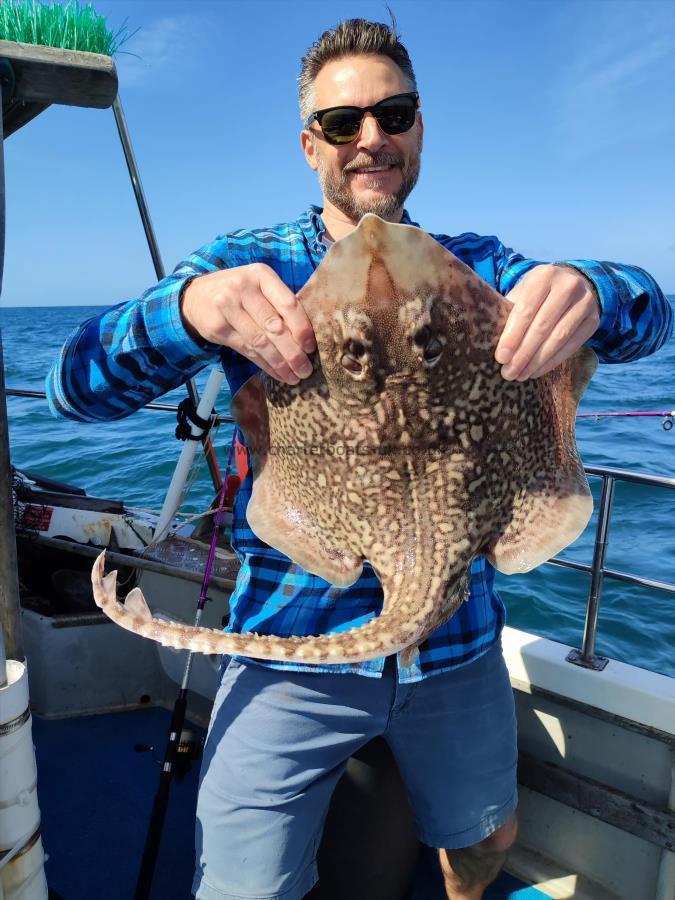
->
[339,339,368,375]
[346,339,367,358]
[423,338,443,363]
[413,326,443,363]
[413,325,431,348]
[339,339,367,374]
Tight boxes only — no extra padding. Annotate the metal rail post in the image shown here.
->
[0,345,21,670]
[111,95,222,493]
[567,475,616,671]
[0,82,23,668]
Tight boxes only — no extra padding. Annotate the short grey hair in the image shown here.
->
[298,16,418,124]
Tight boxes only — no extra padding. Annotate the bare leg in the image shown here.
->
[438,813,517,900]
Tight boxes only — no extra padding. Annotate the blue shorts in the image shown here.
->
[192,641,517,900]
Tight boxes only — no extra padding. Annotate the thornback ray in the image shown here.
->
[91,214,596,665]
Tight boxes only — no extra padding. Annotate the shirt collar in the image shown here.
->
[297,205,419,262]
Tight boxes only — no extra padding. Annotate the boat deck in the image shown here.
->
[33,706,545,899]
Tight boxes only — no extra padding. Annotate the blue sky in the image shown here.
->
[3,0,674,306]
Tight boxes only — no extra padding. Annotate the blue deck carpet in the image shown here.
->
[32,707,545,899]
[33,707,202,899]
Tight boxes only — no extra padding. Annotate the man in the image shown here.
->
[48,18,672,900]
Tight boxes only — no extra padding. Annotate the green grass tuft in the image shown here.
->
[0,0,136,56]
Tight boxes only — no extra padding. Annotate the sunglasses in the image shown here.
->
[305,92,419,146]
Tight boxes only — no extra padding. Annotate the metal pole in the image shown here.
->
[0,344,21,669]
[0,84,24,669]
[111,95,222,493]
[5,388,236,423]
[567,475,615,671]
[111,96,166,280]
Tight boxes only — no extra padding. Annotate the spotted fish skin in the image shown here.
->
[92,215,596,664]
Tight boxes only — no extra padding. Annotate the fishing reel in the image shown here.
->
[134,729,204,781]
[175,729,204,780]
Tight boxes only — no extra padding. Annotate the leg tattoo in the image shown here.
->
[439,815,517,900]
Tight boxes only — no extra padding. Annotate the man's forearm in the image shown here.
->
[497,244,673,365]
[46,273,221,422]
[561,259,673,363]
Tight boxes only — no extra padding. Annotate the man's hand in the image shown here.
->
[181,264,316,385]
[495,264,601,380]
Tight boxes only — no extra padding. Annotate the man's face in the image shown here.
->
[301,54,423,223]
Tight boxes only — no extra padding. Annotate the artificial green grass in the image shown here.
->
[0,0,134,56]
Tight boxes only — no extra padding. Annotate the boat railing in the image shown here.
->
[5,389,236,425]
[548,464,675,670]
[6,388,675,671]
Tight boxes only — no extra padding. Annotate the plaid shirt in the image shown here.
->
[47,206,673,681]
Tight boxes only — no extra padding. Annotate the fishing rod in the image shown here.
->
[6,388,674,430]
[134,436,240,900]
[577,410,674,430]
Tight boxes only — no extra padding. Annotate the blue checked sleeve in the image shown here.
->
[46,240,232,422]
[494,245,673,363]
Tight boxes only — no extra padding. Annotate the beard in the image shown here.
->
[315,137,422,222]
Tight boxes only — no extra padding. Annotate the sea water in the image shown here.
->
[1,302,673,677]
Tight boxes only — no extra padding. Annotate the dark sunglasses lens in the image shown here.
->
[318,95,417,145]
[320,109,362,144]
[375,98,417,134]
